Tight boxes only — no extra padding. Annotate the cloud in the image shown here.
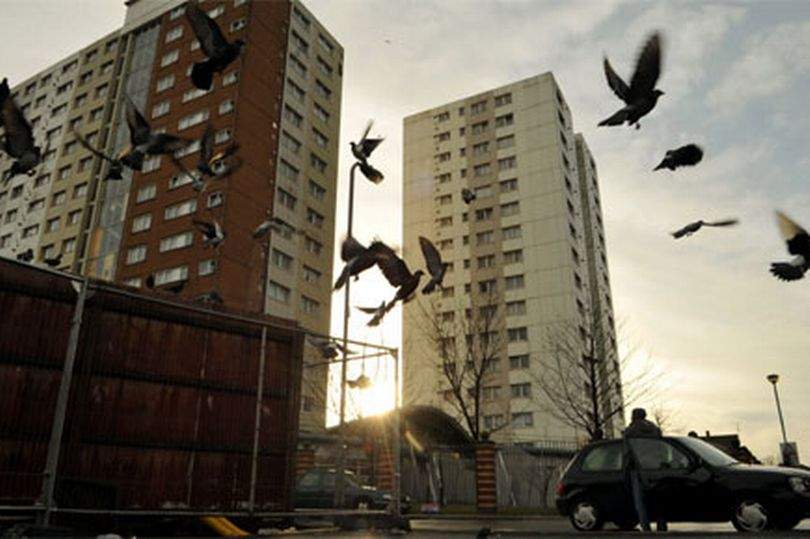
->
[708,20,810,115]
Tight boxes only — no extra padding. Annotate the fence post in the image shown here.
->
[475,441,497,513]
[248,326,268,514]
[39,278,90,526]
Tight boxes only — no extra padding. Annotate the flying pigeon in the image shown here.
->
[350,120,384,164]
[186,2,246,90]
[356,301,389,327]
[599,32,664,129]
[193,219,225,248]
[358,160,384,184]
[654,144,703,171]
[671,218,738,239]
[72,129,128,180]
[770,211,810,282]
[16,248,34,262]
[307,336,354,359]
[334,236,383,290]
[461,188,476,204]
[43,252,63,268]
[362,243,424,326]
[195,290,223,304]
[172,123,239,191]
[252,216,302,239]
[419,236,446,294]
[125,96,189,157]
[1,95,43,182]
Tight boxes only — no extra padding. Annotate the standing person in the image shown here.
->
[623,408,664,532]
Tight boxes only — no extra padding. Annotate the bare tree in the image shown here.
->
[650,402,682,434]
[414,289,509,442]
[530,309,660,442]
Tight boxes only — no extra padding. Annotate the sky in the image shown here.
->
[3,0,810,462]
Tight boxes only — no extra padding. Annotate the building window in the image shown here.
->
[281,131,301,154]
[306,208,324,228]
[89,107,103,122]
[503,225,522,240]
[95,83,109,99]
[495,93,512,107]
[498,156,517,171]
[73,183,88,199]
[511,383,531,399]
[470,100,487,114]
[219,99,235,115]
[435,131,450,143]
[164,199,197,220]
[287,78,305,101]
[509,354,529,370]
[154,265,188,285]
[301,295,319,314]
[77,157,93,173]
[152,100,170,118]
[58,166,71,181]
[183,87,211,103]
[74,94,87,107]
[46,217,60,232]
[132,213,152,233]
[277,188,297,210]
[215,129,232,144]
[512,412,533,428]
[293,6,310,28]
[223,70,239,86]
[473,163,491,177]
[272,248,293,271]
[308,179,326,201]
[434,111,450,122]
[199,259,217,276]
[305,237,322,255]
[312,127,328,148]
[475,208,493,221]
[482,386,500,401]
[313,103,329,123]
[436,194,452,206]
[477,255,495,268]
[500,178,518,193]
[142,155,162,173]
[495,113,514,128]
[51,191,66,206]
[62,238,76,253]
[161,49,179,67]
[501,201,519,217]
[207,191,223,208]
[497,135,515,150]
[126,244,147,265]
[503,249,523,265]
[506,300,526,316]
[471,121,488,135]
[436,173,451,184]
[56,81,74,95]
[165,26,183,43]
[178,109,209,130]
[505,274,525,290]
[476,230,494,245]
[136,184,156,203]
[437,216,453,228]
[123,277,142,288]
[67,210,81,226]
[314,79,331,100]
[303,265,321,283]
[507,327,528,342]
[170,5,186,19]
[279,159,299,183]
[310,153,327,173]
[160,231,194,252]
[284,104,303,127]
[472,142,489,157]
[316,56,333,78]
[268,281,290,303]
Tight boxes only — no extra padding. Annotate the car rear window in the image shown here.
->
[581,443,623,471]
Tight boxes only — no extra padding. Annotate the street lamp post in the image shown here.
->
[766,373,789,445]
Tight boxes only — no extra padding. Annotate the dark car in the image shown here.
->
[294,468,409,512]
[556,436,810,533]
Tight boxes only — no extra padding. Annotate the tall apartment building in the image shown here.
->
[402,73,621,445]
[0,0,343,433]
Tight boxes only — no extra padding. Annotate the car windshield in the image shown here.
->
[677,437,739,467]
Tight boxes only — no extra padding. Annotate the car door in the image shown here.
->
[628,438,710,522]
[294,470,323,508]
[578,441,634,522]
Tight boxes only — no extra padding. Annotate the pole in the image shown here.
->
[335,162,359,508]
[392,349,401,517]
[40,278,90,526]
[771,383,789,445]
[249,326,268,514]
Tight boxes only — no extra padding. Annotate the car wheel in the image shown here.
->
[731,499,770,533]
[570,499,604,532]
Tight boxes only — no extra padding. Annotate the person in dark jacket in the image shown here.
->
[623,408,666,532]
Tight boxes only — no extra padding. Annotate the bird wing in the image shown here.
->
[371,242,412,287]
[770,262,806,282]
[1,99,35,158]
[673,144,703,166]
[341,235,367,261]
[603,57,630,103]
[776,211,810,256]
[360,119,374,142]
[356,305,382,314]
[199,123,215,165]
[73,128,116,164]
[186,2,228,58]
[703,218,739,228]
[125,96,151,146]
[419,236,444,278]
[629,32,662,98]
[192,219,215,236]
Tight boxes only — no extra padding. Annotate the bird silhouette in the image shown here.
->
[1,94,44,182]
[125,96,189,158]
[15,248,34,262]
[461,188,477,204]
[350,120,384,164]
[72,128,128,180]
[362,242,424,326]
[171,123,240,191]
[671,218,738,239]
[252,216,303,239]
[193,219,225,248]
[770,211,810,281]
[419,236,446,294]
[186,2,246,90]
[42,252,63,268]
[599,32,664,129]
[654,144,703,171]
[334,237,384,290]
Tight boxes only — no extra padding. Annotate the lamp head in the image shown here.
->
[767,373,780,385]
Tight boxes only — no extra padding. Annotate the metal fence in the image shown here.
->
[0,258,396,525]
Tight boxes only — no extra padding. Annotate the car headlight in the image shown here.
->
[789,477,809,493]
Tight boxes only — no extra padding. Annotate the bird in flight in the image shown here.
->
[193,219,225,248]
[350,120,384,164]
[770,211,810,282]
[172,123,240,191]
[42,252,63,268]
[654,144,703,171]
[125,96,189,158]
[462,188,477,204]
[361,242,423,326]
[252,216,303,240]
[599,32,664,129]
[418,236,446,294]
[1,90,45,182]
[334,236,385,291]
[671,218,738,239]
[186,1,245,90]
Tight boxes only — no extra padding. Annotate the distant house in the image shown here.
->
[689,431,760,464]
